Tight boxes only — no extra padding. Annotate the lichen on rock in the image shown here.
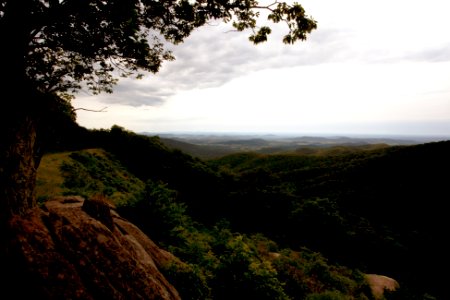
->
[1,196,181,299]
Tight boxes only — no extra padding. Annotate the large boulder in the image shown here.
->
[1,196,181,299]
[365,274,399,300]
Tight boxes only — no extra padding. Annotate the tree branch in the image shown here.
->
[73,106,108,113]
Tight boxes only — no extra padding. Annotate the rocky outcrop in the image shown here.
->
[1,196,181,299]
[365,274,400,299]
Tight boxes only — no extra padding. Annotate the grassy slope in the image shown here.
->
[36,151,72,201]
[36,148,144,206]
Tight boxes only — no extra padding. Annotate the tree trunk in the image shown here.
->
[0,88,44,220]
[0,0,42,220]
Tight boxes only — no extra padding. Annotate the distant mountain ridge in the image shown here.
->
[151,133,436,159]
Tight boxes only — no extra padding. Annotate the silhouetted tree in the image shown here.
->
[0,0,316,219]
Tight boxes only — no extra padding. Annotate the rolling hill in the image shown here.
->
[36,125,450,299]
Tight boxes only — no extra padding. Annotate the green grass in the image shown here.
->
[36,151,72,202]
[36,148,145,206]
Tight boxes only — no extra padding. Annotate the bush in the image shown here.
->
[306,290,351,300]
[161,261,211,300]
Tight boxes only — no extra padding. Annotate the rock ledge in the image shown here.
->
[1,196,181,299]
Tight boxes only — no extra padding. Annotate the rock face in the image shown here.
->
[365,274,400,300]
[1,196,181,299]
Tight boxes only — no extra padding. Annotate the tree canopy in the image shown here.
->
[0,0,316,98]
[0,0,316,218]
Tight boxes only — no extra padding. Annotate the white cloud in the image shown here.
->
[74,0,450,136]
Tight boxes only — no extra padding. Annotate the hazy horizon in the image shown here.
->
[73,0,450,137]
[142,130,450,144]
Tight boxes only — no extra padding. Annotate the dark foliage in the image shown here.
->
[208,141,450,299]
[43,126,450,298]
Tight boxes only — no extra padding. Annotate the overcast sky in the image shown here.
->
[73,0,450,136]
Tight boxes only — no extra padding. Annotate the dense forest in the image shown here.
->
[35,123,450,299]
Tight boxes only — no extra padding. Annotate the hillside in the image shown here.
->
[207,141,450,299]
[35,148,378,299]
[155,133,426,159]
[160,137,235,159]
[36,148,145,206]
[34,125,450,299]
